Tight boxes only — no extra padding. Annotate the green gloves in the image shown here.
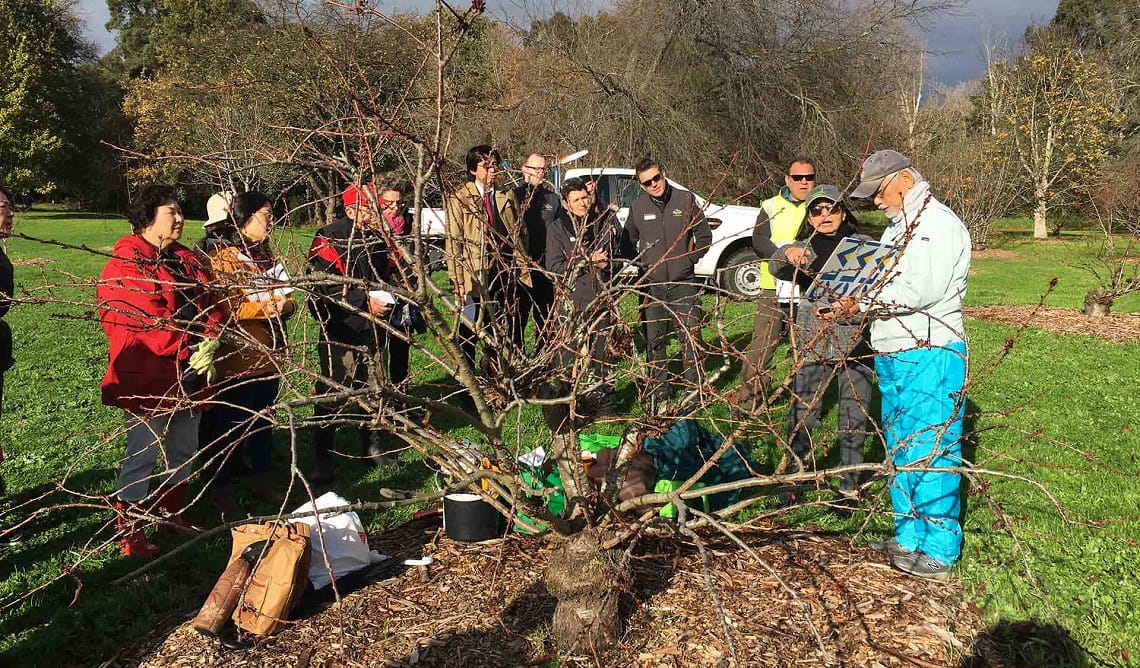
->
[188,338,220,384]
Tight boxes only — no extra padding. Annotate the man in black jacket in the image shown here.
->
[512,152,559,353]
[622,158,713,407]
[306,183,396,483]
[542,178,621,428]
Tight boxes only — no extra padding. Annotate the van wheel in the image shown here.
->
[719,247,763,299]
[425,242,446,273]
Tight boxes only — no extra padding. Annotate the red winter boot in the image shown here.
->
[115,500,161,557]
[156,484,194,534]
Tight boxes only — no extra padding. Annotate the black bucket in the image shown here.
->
[443,493,501,542]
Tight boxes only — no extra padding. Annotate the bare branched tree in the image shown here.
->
[0,1,1106,663]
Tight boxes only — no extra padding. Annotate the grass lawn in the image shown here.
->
[0,210,1137,665]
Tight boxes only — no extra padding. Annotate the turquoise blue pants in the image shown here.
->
[875,340,967,564]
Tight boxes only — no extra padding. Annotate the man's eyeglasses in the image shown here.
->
[523,164,547,172]
[788,173,816,182]
[640,172,664,188]
[873,171,900,198]
[809,202,839,217]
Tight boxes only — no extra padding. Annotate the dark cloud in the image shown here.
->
[923,0,1061,86]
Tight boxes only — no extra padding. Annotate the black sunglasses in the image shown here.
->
[788,173,816,182]
[640,172,664,187]
[809,202,840,216]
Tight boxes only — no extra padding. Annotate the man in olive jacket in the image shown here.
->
[622,158,713,406]
[445,145,532,395]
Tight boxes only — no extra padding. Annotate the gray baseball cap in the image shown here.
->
[850,150,912,199]
[805,184,843,207]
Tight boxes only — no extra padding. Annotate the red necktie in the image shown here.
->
[483,190,494,227]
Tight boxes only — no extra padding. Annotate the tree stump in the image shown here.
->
[544,528,630,655]
[1084,289,1113,317]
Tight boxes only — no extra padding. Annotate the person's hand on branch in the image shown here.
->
[589,249,609,268]
[783,246,811,266]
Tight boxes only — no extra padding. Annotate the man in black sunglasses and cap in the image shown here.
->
[622,157,713,408]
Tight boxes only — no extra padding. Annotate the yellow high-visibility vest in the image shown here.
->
[759,193,806,290]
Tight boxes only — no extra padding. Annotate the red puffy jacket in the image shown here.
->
[97,234,222,413]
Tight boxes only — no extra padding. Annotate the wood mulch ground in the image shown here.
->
[965,305,1140,343]
[130,516,992,667]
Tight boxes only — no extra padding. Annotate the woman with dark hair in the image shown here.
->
[773,185,875,510]
[202,191,294,507]
[97,184,222,556]
[0,185,15,507]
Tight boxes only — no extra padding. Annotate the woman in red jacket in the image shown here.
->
[97,185,221,557]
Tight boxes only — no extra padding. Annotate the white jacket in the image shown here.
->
[868,180,970,353]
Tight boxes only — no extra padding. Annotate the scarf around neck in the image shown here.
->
[889,179,932,225]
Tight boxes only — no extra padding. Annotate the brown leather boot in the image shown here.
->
[115,500,161,557]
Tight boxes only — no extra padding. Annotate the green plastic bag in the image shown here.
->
[654,479,711,518]
[579,433,621,453]
[516,465,566,534]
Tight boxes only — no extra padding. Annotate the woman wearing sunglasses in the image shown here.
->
[201,192,295,510]
[774,185,874,512]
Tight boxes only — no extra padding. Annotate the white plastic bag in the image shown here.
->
[292,492,384,589]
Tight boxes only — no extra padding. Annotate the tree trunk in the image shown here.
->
[1033,192,1048,240]
[1083,289,1113,317]
[544,529,630,656]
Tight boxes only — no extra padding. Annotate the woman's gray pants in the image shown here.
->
[786,361,874,491]
[117,409,199,502]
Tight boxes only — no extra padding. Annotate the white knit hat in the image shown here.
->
[205,191,236,227]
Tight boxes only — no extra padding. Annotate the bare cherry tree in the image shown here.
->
[0,1,1100,663]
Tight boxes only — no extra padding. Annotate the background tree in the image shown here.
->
[1050,0,1140,151]
[490,0,948,194]
[1079,155,1140,316]
[922,82,1018,249]
[0,0,93,197]
[988,34,1120,239]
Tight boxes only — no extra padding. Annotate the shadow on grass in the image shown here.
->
[0,515,230,667]
[0,424,439,667]
[24,211,123,222]
[0,465,129,566]
[960,619,1094,667]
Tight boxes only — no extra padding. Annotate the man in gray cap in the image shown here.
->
[835,149,971,580]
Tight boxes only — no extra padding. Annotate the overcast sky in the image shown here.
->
[74,0,1061,87]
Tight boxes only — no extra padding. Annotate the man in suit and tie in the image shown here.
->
[444,145,532,408]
